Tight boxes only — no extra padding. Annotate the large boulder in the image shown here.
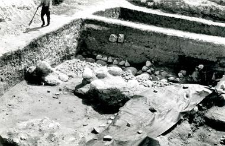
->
[205,106,225,130]
[124,67,138,76]
[108,66,123,76]
[95,67,109,79]
[76,75,147,108]
[44,73,61,86]
[136,73,150,82]
[36,61,53,77]
[25,61,54,84]
[82,67,95,83]
[88,76,147,107]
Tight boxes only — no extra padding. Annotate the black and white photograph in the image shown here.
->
[0,0,225,145]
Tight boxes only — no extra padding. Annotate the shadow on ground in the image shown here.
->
[23,26,45,33]
[74,81,120,114]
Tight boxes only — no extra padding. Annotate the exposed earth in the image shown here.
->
[1,0,225,146]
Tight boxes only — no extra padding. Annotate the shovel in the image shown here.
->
[28,7,39,26]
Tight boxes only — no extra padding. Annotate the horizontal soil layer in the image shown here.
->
[94,7,225,37]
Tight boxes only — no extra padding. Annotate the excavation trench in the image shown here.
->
[0,7,225,146]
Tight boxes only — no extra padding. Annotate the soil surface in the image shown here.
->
[0,58,223,146]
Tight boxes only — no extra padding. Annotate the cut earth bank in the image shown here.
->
[1,0,225,146]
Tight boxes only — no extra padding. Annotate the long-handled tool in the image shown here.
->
[28,7,39,26]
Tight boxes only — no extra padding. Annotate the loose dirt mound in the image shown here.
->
[0,0,40,36]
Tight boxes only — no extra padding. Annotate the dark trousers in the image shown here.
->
[41,6,50,25]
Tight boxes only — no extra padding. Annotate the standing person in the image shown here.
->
[37,0,52,27]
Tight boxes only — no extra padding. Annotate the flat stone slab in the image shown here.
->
[205,106,225,130]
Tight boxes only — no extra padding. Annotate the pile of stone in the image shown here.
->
[76,65,148,108]
[75,53,191,87]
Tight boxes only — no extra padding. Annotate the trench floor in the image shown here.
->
[0,77,113,142]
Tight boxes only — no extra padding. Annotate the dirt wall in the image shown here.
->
[80,19,225,65]
[95,7,225,37]
[0,19,83,96]
[128,0,225,22]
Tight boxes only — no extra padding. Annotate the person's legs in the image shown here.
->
[46,7,50,26]
[41,7,46,27]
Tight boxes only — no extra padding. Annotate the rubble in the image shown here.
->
[108,66,123,76]
[124,67,137,76]
[103,135,113,141]
[0,117,83,146]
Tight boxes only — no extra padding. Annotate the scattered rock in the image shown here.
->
[103,135,113,141]
[136,70,143,75]
[147,2,154,6]
[107,120,113,124]
[124,67,137,76]
[83,123,88,126]
[44,74,61,86]
[113,59,119,65]
[154,71,160,75]
[95,67,108,79]
[142,66,148,72]
[175,78,180,83]
[58,73,69,82]
[108,66,123,76]
[109,34,117,43]
[108,57,113,63]
[119,60,126,66]
[76,55,85,61]
[96,55,103,60]
[183,85,189,89]
[136,73,150,82]
[168,76,175,82]
[118,34,125,43]
[110,116,115,120]
[143,80,153,87]
[19,133,27,140]
[150,67,155,72]
[83,67,95,81]
[220,136,225,145]
[160,71,168,77]
[92,127,102,134]
[86,58,95,63]
[99,124,107,127]
[0,118,83,146]
[178,72,184,78]
[96,60,107,66]
[193,106,198,112]
[125,60,130,67]
[137,130,143,134]
[101,56,108,62]
[141,0,147,3]
[147,69,152,74]
[146,61,152,67]
[53,96,59,99]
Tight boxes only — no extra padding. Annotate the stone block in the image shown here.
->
[118,34,125,43]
